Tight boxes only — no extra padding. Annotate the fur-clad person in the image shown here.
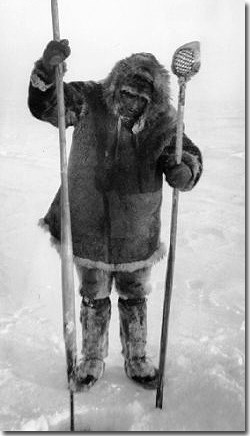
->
[28,40,203,390]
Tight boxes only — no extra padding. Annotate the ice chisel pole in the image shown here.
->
[51,0,77,430]
[156,42,200,409]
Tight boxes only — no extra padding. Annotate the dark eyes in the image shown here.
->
[120,90,136,99]
[120,90,147,104]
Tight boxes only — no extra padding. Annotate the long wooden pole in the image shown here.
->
[51,0,76,430]
[156,41,200,409]
[156,78,186,409]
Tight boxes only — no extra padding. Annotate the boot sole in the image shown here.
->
[74,362,105,392]
[124,362,159,390]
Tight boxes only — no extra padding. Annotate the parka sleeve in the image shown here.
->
[159,133,203,191]
[28,58,88,128]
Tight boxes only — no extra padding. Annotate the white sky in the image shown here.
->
[0,0,245,105]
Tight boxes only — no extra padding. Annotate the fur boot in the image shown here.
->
[76,296,111,391]
[118,297,158,389]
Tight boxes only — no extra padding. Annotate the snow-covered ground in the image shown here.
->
[0,99,245,431]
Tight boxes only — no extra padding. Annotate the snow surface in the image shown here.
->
[0,99,245,432]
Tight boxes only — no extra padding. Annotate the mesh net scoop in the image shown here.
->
[171,41,200,79]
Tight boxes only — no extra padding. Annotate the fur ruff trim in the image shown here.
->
[74,243,167,272]
[102,52,171,133]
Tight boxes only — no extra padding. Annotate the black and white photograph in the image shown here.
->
[0,0,245,432]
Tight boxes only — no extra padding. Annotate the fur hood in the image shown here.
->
[102,53,173,134]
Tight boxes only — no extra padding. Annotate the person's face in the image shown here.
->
[119,87,148,119]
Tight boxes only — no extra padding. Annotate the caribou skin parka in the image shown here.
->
[28,52,203,272]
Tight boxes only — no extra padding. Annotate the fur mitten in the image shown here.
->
[160,134,203,191]
[164,153,193,191]
[42,39,71,70]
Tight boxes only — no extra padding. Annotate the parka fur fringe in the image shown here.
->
[74,242,167,273]
[38,218,167,272]
[38,218,166,272]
